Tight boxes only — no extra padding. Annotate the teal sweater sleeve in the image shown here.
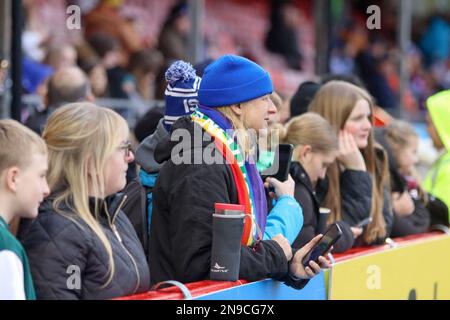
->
[263,195,303,244]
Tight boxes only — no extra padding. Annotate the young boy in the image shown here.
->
[0,119,50,300]
[423,90,450,217]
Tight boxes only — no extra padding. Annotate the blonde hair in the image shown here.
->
[42,102,129,286]
[216,106,253,157]
[309,81,390,244]
[0,119,47,173]
[279,112,338,161]
[384,120,418,160]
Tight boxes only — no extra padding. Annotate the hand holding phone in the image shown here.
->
[264,175,295,199]
[289,234,331,280]
[301,223,342,268]
[261,144,294,183]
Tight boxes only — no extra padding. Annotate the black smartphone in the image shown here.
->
[355,217,372,228]
[301,223,342,268]
[262,143,293,182]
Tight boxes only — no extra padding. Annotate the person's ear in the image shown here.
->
[86,156,95,178]
[5,167,20,193]
[229,104,243,117]
[298,145,312,163]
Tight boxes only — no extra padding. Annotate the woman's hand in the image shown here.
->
[272,234,293,261]
[289,235,330,279]
[337,131,366,171]
[264,175,295,199]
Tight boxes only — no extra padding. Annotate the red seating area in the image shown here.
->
[36,0,316,97]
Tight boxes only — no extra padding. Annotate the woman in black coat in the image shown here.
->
[21,103,150,299]
[150,55,329,287]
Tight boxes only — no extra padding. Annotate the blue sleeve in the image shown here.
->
[263,195,303,244]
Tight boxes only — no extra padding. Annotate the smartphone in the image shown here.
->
[355,217,372,228]
[262,144,293,182]
[301,223,342,268]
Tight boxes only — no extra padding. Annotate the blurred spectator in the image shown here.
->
[84,0,143,56]
[158,0,191,63]
[79,58,109,98]
[125,49,164,101]
[265,0,303,70]
[419,15,450,66]
[0,57,8,96]
[25,66,93,134]
[21,0,50,63]
[44,45,77,71]
[289,81,320,118]
[88,32,128,98]
[22,56,53,95]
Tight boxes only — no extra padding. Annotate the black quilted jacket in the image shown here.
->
[20,193,150,300]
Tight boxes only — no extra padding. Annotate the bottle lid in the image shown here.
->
[214,203,245,212]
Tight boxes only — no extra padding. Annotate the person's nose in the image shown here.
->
[268,100,277,115]
[126,150,135,163]
[43,180,50,198]
[363,117,372,131]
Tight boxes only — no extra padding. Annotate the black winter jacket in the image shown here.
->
[150,117,308,288]
[20,193,150,300]
[316,158,394,246]
[290,162,355,253]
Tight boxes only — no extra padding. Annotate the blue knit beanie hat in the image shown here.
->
[164,60,201,130]
[198,55,273,107]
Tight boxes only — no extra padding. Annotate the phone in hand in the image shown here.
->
[262,144,294,189]
[302,223,342,268]
[355,217,372,228]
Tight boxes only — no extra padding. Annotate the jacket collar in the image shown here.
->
[88,193,127,224]
[290,161,315,194]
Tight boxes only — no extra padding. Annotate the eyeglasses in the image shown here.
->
[118,141,132,158]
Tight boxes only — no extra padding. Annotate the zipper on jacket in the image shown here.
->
[105,195,141,294]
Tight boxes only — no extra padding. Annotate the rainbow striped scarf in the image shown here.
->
[191,108,261,246]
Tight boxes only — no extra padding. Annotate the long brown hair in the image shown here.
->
[309,81,390,244]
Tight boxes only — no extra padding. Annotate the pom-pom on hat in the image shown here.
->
[198,55,273,107]
[164,60,201,131]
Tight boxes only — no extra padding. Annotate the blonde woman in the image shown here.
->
[279,113,359,252]
[309,80,392,246]
[150,55,329,287]
[21,103,150,299]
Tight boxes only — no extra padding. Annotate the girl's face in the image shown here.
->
[90,65,108,97]
[397,137,419,176]
[343,99,372,149]
[103,132,134,197]
[299,146,337,188]
[241,94,277,132]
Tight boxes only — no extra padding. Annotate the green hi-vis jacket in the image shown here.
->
[423,90,450,214]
